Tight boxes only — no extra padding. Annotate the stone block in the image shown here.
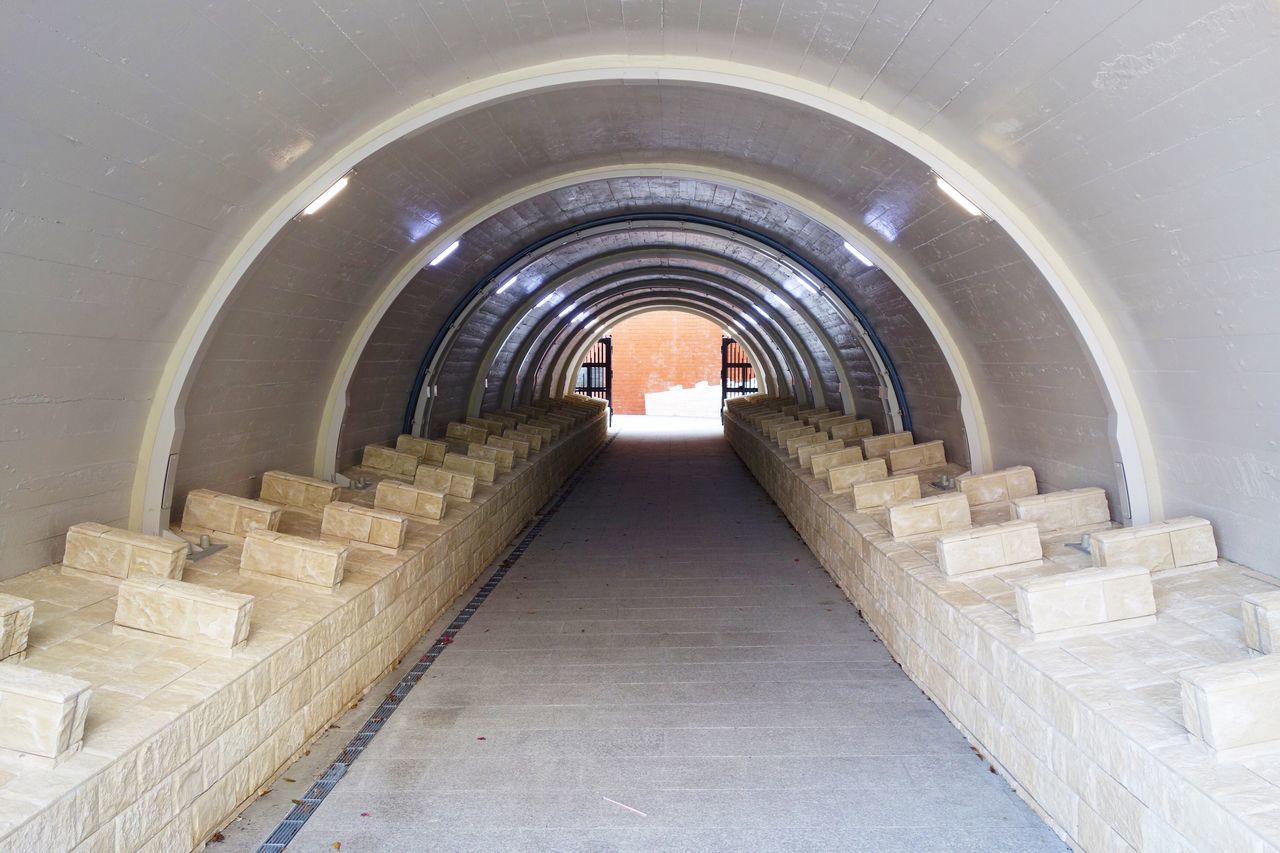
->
[1242,590,1280,654]
[395,435,448,464]
[415,465,475,501]
[887,440,947,473]
[115,576,254,651]
[488,434,528,460]
[527,419,562,440]
[798,439,844,470]
[468,443,514,473]
[852,474,921,511]
[63,522,188,580]
[887,493,972,539]
[181,490,282,538]
[1181,656,1280,751]
[518,424,554,444]
[1090,517,1217,572]
[754,412,789,429]
[0,595,33,661]
[493,410,529,425]
[444,452,496,485]
[829,419,874,441]
[786,431,830,458]
[816,413,856,432]
[374,480,449,521]
[1012,488,1111,532]
[860,431,914,459]
[0,665,91,761]
[240,530,347,591]
[812,447,864,479]
[956,466,1038,506]
[482,412,521,430]
[765,419,801,440]
[321,502,408,551]
[1015,565,1155,638]
[506,428,543,452]
[360,445,419,478]
[258,470,339,509]
[937,521,1043,577]
[466,416,506,437]
[828,458,888,495]
[446,422,490,445]
[776,425,817,449]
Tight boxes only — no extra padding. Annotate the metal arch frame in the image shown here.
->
[404,213,911,435]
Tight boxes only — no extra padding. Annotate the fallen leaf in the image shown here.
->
[476,736,486,741]
[361,812,371,817]
[333,843,342,850]
[284,778,296,783]
[208,832,225,843]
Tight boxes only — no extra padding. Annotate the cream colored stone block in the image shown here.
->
[1090,517,1217,572]
[415,465,475,501]
[181,490,282,537]
[0,595,33,660]
[937,521,1043,576]
[1242,590,1280,654]
[374,480,449,521]
[487,434,528,460]
[321,502,408,551]
[786,431,830,458]
[754,412,789,429]
[1181,655,1280,751]
[851,474,922,510]
[860,431,914,459]
[887,493,972,539]
[828,458,888,495]
[798,439,844,470]
[1015,565,1155,637]
[468,443,514,473]
[0,665,91,760]
[259,470,339,509]
[812,447,864,479]
[776,425,817,449]
[765,419,801,440]
[1012,487,1111,532]
[360,445,419,478]
[526,419,562,440]
[815,413,854,431]
[444,452,496,485]
[482,412,520,430]
[518,424,554,444]
[506,428,543,452]
[956,466,1038,506]
[395,435,448,464]
[494,410,529,425]
[887,440,947,473]
[466,416,506,437]
[115,576,253,650]
[240,530,347,591]
[63,523,188,580]
[830,419,874,441]
[446,422,490,445]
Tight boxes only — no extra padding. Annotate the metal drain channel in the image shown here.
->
[257,432,616,852]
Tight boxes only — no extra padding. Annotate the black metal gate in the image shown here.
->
[721,337,758,404]
[575,336,612,406]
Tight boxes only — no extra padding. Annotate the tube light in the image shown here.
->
[299,174,350,216]
[753,304,769,318]
[429,240,460,266]
[496,276,517,294]
[935,176,982,216]
[842,242,872,266]
[573,311,591,324]
[558,301,579,318]
[536,293,557,308]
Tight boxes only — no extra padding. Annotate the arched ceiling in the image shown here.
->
[2,2,1277,577]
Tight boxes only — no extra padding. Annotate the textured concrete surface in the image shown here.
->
[228,416,1064,852]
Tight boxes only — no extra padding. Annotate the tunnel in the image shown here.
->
[0,3,1278,851]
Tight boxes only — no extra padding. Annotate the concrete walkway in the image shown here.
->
[234,416,1065,852]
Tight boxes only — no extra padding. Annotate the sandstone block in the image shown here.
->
[828,458,888,495]
[444,452,496,485]
[937,521,1043,577]
[887,440,947,473]
[181,490,282,538]
[1015,565,1155,638]
[956,466,1038,506]
[468,443,514,473]
[493,410,529,425]
[415,465,475,501]
[812,447,864,479]
[765,418,800,440]
[1012,487,1110,532]
[506,428,543,452]
[786,431,830,458]
[1090,517,1217,572]
[527,419,562,440]
[446,422,490,445]
[798,439,844,470]
[259,470,339,509]
[817,413,856,432]
[852,474,922,511]
[1181,656,1280,751]
[321,502,408,551]
[518,424,555,444]
[240,530,347,591]
[860,431,914,459]
[0,595,33,661]
[374,480,449,521]
[395,435,448,464]
[1242,590,1280,654]
[466,416,506,437]
[115,576,254,650]
[887,493,972,539]
[361,445,419,478]
[0,666,91,761]
[753,412,789,429]
[776,425,817,449]
[487,434,528,460]
[830,419,874,441]
[63,522,188,580]
[482,412,521,430]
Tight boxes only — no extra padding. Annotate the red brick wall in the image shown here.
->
[607,311,726,415]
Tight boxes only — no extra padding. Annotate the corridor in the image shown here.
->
[232,417,1063,852]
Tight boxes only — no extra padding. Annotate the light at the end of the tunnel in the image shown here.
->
[429,240,461,266]
[842,242,873,266]
[300,174,350,216]
[935,177,982,216]
[496,276,517,294]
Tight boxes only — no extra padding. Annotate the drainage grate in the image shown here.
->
[255,433,615,852]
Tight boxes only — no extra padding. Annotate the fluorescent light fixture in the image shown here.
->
[496,276,517,294]
[536,293,558,309]
[935,176,982,216]
[299,173,351,216]
[753,304,769,318]
[429,239,461,266]
[573,311,591,324]
[842,242,873,266]
[558,301,579,318]
[740,311,759,326]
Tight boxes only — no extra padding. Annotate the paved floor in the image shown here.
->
[232,416,1065,852]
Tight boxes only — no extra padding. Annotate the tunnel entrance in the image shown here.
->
[602,310,735,419]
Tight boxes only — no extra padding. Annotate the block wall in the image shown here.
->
[607,311,728,415]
